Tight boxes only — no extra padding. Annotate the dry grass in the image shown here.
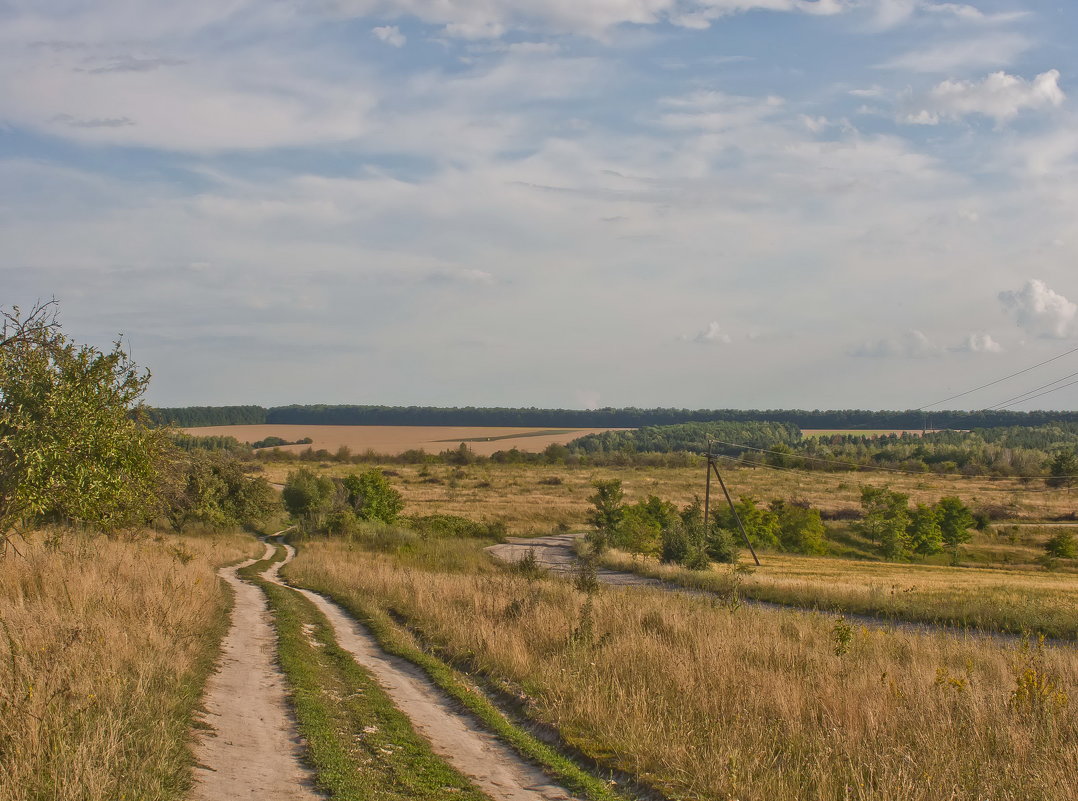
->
[0,529,260,801]
[185,425,623,456]
[287,537,1078,801]
[600,548,1078,639]
[260,461,1078,539]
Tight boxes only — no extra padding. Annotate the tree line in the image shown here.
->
[146,404,1078,430]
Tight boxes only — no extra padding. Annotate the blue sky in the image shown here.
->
[3,0,1078,411]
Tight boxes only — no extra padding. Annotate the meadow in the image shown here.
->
[183,424,623,457]
[285,534,1078,801]
[261,459,1078,557]
[0,529,260,801]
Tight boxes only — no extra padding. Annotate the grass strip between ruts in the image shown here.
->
[279,555,632,801]
[239,546,492,801]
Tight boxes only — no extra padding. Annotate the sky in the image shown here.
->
[3,0,1078,412]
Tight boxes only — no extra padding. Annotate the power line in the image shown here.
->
[918,344,1078,410]
[986,368,1078,410]
[992,377,1078,411]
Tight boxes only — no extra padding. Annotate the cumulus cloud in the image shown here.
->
[693,321,733,344]
[1000,279,1077,339]
[953,332,1003,353]
[851,329,941,358]
[372,25,406,47]
[901,70,1065,125]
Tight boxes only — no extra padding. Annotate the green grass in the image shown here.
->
[239,547,492,800]
[280,542,632,801]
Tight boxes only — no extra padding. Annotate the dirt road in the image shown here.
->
[190,543,321,801]
[268,543,584,801]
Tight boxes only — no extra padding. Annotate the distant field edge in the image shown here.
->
[181,424,627,457]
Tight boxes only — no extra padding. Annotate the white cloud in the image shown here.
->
[901,70,1065,125]
[954,331,1003,353]
[999,279,1077,339]
[372,25,406,46]
[868,0,1029,31]
[330,0,850,39]
[693,321,733,344]
[851,329,941,358]
[879,33,1031,73]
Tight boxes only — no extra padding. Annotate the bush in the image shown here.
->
[1044,530,1077,560]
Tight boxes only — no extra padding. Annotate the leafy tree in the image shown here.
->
[907,503,943,557]
[770,500,827,554]
[586,479,624,553]
[858,486,911,560]
[713,496,780,550]
[1044,530,1077,560]
[618,495,678,558]
[342,469,404,524]
[935,496,974,565]
[282,467,337,522]
[0,301,169,548]
[167,451,279,531]
[1046,451,1078,488]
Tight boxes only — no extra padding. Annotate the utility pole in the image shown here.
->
[703,437,761,566]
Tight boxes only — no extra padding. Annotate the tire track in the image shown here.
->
[190,542,322,801]
[266,542,585,801]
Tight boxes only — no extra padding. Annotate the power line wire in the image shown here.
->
[992,377,1078,411]
[918,344,1078,410]
[986,368,1078,410]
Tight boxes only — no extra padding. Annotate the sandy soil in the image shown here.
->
[190,543,322,801]
[183,425,623,456]
[267,543,584,801]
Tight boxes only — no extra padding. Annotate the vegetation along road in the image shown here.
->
[193,532,585,801]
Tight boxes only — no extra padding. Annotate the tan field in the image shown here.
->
[183,424,624,456]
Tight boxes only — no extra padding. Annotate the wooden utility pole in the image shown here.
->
[703,438,761,566]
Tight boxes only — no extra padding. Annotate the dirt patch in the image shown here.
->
[190,543,322,801]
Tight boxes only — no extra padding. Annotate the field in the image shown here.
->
[183,424,624,456]
[0,529,260,801]
[285,534,1078,801]
[259,460,1078,538]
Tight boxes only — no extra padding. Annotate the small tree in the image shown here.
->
[770,500,827,555]
[282,467,336,522]
[167,451,279,531]
[713,496,779,550]
[342,469,404,524]
[936,496,974,565]
[907,503,943,557]
[586,479,624,553]
[1046,451,1078,488]
[1,301,169,548]
[857,486,911,560]
[1044,530,1077,560]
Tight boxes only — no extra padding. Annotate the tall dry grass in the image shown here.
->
[288,538,1078,801]
[0,529,259,801]
[600,548,1078,639]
